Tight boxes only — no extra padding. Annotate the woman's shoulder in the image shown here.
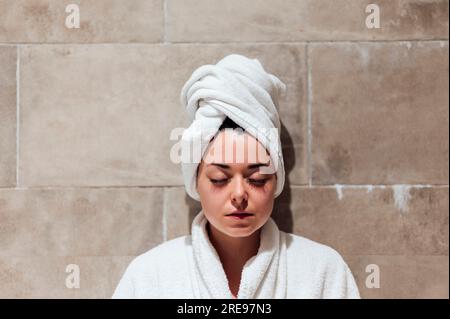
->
[282,232,360,299]
[112,235,192,298]
[126,235,191,273]
[282,231,349,267]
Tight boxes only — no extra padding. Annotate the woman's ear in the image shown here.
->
[196,164,200,179]
[195,164,200,189]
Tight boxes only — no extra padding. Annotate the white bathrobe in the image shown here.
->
[112,211,360,299]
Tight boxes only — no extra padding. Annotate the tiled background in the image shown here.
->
[0,0,448,298]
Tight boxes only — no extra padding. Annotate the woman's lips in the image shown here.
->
[226,212,254,219]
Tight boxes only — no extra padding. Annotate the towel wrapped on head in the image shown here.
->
[180,54,286,201]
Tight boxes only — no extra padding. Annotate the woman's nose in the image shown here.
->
[231,176,248,206]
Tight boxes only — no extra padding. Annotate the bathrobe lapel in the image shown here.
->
[191,211,287,299]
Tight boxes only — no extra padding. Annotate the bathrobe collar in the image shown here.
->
[190,210,287,299]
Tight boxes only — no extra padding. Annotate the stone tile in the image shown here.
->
[167,0,449,42]
[0,46,16,187]
[0,0,163,43]
[19,44,307,187]
[288,186,448,255]
[344,255,449,299]
[109,256,136,298]
[164,187,201,240]
[310,41,449,185]
[0,188,164,257]
[0,255,134,298]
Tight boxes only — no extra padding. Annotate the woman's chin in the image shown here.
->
[222,226,256,238]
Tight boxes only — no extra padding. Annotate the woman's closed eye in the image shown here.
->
[209,178,228,185]
[248,178,269,187]
[209,178,268,187]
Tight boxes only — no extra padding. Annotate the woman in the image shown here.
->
[112,54,360,299]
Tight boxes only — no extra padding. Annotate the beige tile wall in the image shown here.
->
[0,0,448,298]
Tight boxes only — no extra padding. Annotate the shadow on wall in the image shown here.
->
[184,121,296,234]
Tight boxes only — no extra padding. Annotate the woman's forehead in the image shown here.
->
[203,129,271,165]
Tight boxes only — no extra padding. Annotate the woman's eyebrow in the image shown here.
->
[208,163,269,170]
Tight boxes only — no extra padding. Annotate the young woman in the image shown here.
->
[112,54,360,299]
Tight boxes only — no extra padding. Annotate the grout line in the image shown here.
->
[163,0,170,44]
[341,254,449,258]
[162,187,168,242]
[169,39,450,45]
[16,45,20,188]
[0,184,448,191]
[290,184,448,189]
[0,185,186,190]
[304,39,449,46]
[163,0,166,44]
[0,39,447,46]
[306,43,312,187]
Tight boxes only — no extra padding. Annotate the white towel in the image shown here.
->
[179,54,287,201]
[190,210,287,298]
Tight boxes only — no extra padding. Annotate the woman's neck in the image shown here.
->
[207,222,261,264]
[206,222,261,297]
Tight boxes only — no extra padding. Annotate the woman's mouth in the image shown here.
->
[226,212,254,219]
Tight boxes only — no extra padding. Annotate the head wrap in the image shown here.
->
[179,54,286,201]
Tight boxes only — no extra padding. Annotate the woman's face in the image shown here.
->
[196,129,277,238]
